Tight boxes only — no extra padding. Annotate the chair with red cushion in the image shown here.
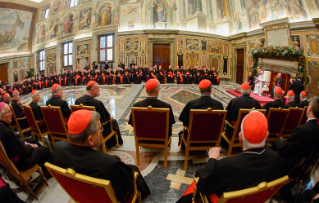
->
[9,104,31,139]
[41,105,70,146]
[0,142,48,200]
[131,106,170,168]
[299,106,308,125]
[200,176,288,203]
[221,109,266,157]
[280,107,304,138]
[70,104,119,153]
[44,162,141,203]
[181,108,227,171]
[23,105,49,146]
[267,108,289,142]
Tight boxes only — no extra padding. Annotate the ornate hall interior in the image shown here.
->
[0,0,319,202]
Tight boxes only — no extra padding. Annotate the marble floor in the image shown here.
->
[7,82,243,203]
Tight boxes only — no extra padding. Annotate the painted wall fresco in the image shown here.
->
[46,48,56,74]
[120,3,141,30]
[32,0,319,46]
[10,56,32,81]
[118,35,147,66]
[75,40,91,69]
[176,35,230,77]
[0,4,36,54]
[307,61,319,97]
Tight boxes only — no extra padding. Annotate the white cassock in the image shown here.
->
[253,74,265,96]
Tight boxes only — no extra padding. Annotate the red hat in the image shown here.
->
[13,90,19,94]
[68,110,93,135]
[0,102,6,112]
[287,90,294,97]
[301,91,307,97]
[145,79,158,91]
[275,87,283,95]
[3,93,9,99]
[31,90,37,96]
[241,111,268,144]
[87,81,97,87]
[52,84,60,91]
[199,79,211,89]
[241,83,251,90]
[1,90,5,95]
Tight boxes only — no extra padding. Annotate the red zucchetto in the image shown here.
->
[145,79,158,91]
[68,110,93,135]
[199,79,211,89]
[241,111,268,144]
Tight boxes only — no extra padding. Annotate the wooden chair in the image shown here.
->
[200,175,289,203]
[131,106,171,168]
[41,105,70,146]
[23,105,49,146]
[221,109,266,157]
[181,108,227,171]
[266,108,289,142]
[299,106,308,125]
[0,142,48,200]
[44,162,141,203]
[280,107,304,138]
[9,104,31,139]
[70,104,119,153]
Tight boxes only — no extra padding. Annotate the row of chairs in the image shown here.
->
[131,106,308,171]
[10,103,307,171]
[9,104,119,153]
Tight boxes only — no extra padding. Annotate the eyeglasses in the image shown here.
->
[99,126,104,133]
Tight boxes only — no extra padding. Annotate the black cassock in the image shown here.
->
[75,95,123,148]
[128,97,176,137]
[262,99,285,116]
[177,148,289,203]
[225,95,261,137]
[0,121,52,173]
[30,101,43,120]
[298,99,309,108]
[46,96,71,120]
[54,142,150,203]
[11,100,29,129]
[288,80,304,104]
[178,96,223,149]
[285,101,297,109]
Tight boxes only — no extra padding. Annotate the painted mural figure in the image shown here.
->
[100,5,112,26]
[154,0,167,22]
[63,14,73,34]
[49,19,59,39]
[79,9,91,30]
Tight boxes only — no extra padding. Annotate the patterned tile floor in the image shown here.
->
[10,82,242,202]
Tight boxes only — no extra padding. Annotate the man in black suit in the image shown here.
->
[272,96,319,162]
[270,73,284,98]
[225,82,260,139]
[179,79,223,149]
[288,77,304,105]
[128,79,175,136]
[30,90,47,130]
[285,90,297,109]
[262,87,285,115]
[54,110,150,202]
[46,84,71,120]
[298,91,309,108]
[177,111,288,202]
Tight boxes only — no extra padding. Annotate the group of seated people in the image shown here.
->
[0,64,220,97]
[0,78,318,202]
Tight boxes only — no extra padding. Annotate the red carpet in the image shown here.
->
[226,89,274,106]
